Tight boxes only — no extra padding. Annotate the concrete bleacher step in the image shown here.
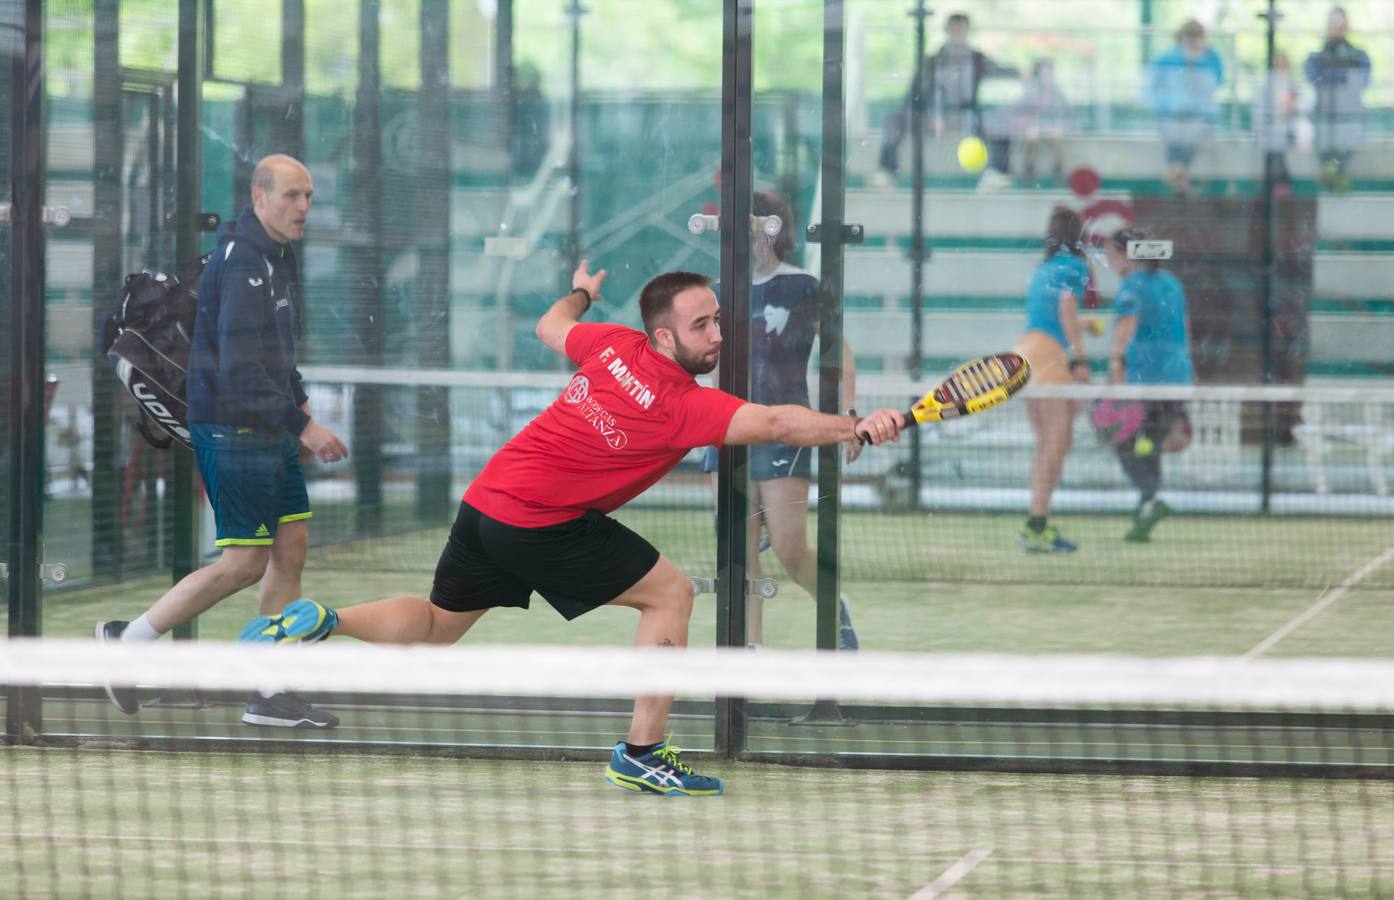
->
[842,246,1394,301]
[842,306,1392,371]
[846,189,1394,244]
[847,131,1394,182]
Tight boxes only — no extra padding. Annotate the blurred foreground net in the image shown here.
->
[4,640,1394,897]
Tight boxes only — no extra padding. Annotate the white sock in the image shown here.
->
[120,614,163,642]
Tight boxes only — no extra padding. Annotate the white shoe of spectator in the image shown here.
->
[867,168,895,189]
[976,168,1012,192]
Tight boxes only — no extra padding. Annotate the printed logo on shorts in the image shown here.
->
[563,374,590,405]
[254,523,270,537]
[248,277,264,287]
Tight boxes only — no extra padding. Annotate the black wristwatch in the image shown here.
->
[570,286,593,311]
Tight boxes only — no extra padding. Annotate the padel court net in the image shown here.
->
[4,639,1394,897]
[292,367,1394,593]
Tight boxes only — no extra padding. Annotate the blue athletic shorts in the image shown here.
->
[701,443,812,481]
[190,424,311,547]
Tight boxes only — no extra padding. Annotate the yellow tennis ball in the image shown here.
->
[1089,319,1106,336]
[1135,435,1155,456]
[957,136,989,173]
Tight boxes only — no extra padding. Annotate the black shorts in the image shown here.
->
[430,502,660,620]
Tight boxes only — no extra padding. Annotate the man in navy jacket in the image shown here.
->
[98,155,348,728]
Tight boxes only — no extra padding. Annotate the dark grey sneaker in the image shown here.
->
[241,692,339,729]
[95,620,140,715]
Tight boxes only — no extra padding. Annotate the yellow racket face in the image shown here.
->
[910,353,1032,424]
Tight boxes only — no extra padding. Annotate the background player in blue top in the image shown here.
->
[704,191,861,649]
[1013,207,1091,553]
[1106,227,1194,542]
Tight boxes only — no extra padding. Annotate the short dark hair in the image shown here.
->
[639,271,712,338]
[1177,19,1205,42]
[753,190,796,263]
[1111,226,1162,274]
[946,13,970,29]
[1044,206,1086,259]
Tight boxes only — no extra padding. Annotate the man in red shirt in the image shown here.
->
[242,261,905,796]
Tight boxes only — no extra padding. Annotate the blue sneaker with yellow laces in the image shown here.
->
[239,598,339,644]
[1017,524,1078,554]
[604,740,723,797]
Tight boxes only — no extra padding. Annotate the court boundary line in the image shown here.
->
[1243,545,1394,661]
[910,849,992,898]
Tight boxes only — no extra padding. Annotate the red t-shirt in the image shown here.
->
[464,323,747,527]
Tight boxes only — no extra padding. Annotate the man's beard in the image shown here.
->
[673,334,719,376]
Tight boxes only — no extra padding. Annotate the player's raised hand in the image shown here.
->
[573,259,607,301]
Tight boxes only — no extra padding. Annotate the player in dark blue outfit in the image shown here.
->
[704,191,861,648]
[97,155,348,728]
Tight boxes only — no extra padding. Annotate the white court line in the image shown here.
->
[1243,545,1394,661]
[910,849,992,899]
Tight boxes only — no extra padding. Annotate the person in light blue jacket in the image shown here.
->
[1147,19,1224,195]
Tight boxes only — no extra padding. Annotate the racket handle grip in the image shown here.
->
[856,409,919,445]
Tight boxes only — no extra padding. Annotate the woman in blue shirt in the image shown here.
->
[1014,207,1091,553]
[1105,227,1194,542]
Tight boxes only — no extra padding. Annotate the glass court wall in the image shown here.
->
[5,0,1394,754]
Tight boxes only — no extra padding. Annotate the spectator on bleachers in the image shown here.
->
[1254,50,1300,194]
[1304,6,1371,193]
[1012,59,1073,186]
[512,61,551,177]
[877,12,1019,189]
[1146,20,1224,196]
[1014,207,1091,555]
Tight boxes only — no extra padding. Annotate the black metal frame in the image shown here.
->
[813,0,848,656]
[908,0,929,380]
[170,0,206,639]
[714,0,755,756]
[416,0,453,524]
[565,0,586,278]
[91,0,124,584]
[1257,0,1280,512]
[350,0,385,536]
[5,0,47,739]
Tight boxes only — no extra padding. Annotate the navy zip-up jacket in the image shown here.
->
[187,206,311,437]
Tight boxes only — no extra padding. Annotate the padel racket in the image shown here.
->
[858,352,1031,443]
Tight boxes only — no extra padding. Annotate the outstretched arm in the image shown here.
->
[536,259,608,357]
[723,403,903,448]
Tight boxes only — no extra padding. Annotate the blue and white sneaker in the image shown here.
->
[838,593,860,651]
[240,598,339,644]
[604,741,723,797]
